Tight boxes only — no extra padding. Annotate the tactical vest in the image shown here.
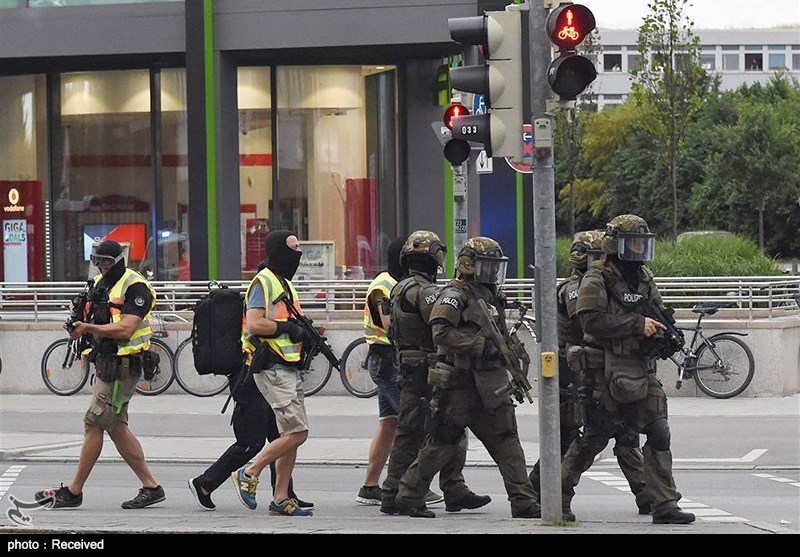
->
[557,271,584,347]
[390,273,439,352]
[93,268,156,356]
[581,263,659,357]
[363,271,397,346]
[242,267,302,363]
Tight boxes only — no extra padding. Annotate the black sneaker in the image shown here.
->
[292,496,314,509]
[355,485,382,505]
[445,492,492,512]
[34,484,82,509]
[653,507,695,524]
[121,485,166,509]
[188,477,215,511]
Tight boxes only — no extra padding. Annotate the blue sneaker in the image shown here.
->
[231,468,258,510]
[269,498,313,516]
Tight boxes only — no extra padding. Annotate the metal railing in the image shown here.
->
[0,276,797,322]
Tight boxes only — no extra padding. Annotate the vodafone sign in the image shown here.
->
[4,187,24,213]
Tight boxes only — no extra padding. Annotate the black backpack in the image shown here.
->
[192,281,244,376]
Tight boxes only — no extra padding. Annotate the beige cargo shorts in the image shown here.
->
[83,372,139,433]
[253,364,309,436]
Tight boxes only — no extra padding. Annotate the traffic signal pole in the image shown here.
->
[529,1,563,524]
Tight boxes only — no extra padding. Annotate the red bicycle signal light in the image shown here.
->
[546,3,596,50]
[443,102,469,130]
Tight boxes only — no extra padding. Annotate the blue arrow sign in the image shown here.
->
[522,131,533,144]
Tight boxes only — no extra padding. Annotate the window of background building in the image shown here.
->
[627,53,642,73]
[768,53,786,70]
[603,53,622,72]
[793,51,800,71]
[721,45,739,72]
[745,53,763,71]
[0,74,48,281]
[700,47,716,70]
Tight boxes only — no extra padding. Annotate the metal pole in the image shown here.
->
[529,0,562,524]
[453,162,468,258]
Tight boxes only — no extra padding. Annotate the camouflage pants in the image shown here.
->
[381,369,470,507]
[397,386,538,515]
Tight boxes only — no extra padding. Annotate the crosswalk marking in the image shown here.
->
[752,472,800,488]
[0,465,27,502]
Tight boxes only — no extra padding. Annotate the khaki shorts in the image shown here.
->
[252,364,309,435]
[83,373,139,433]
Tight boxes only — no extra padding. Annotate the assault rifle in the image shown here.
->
[639,299,685,360]
[64,280,95,355]
[464,298,533,404]
[276,292,341,372]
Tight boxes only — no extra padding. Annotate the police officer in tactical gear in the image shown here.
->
[562,215,695,524]
[380,231,490,516]
[395,236,541,519]
[529,230,650,513]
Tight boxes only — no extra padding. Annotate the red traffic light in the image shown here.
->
[443,102,469,130]
[546,3,596,50]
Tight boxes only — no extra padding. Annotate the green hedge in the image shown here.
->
[555,234,781,277]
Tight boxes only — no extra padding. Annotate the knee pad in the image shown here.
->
[644,418,671,451]
[613,431,640,450]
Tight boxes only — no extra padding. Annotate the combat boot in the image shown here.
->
[445,492,492,512]
[561,504,576,522]
[395,495,435,518]
[511,502,541,519]
[653,507,695,524]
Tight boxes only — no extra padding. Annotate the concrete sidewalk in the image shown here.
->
[2,393,798,464]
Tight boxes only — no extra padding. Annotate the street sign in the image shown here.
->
[506,123,534,174]
[472,94,486,116]
[476,150,493,174]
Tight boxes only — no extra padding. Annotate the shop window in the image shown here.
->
[0,74,48,281]
[29,0,180,6]
[0,0,19,7]
[53,70,154,281]
[274,65,397,280]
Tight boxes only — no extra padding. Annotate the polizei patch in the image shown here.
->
[440,296,460,309]
[622,293,643,303]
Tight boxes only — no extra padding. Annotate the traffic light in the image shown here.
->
[447,7,524,161]
[443,99,472,166]
[546,2,597,101]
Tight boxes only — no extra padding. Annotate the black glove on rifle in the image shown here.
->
[275,320,311,344]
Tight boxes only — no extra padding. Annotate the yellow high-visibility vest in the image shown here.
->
[94,268,156,356]
[363,271,396,346]
[242,267,303,363]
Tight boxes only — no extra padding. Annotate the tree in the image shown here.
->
[631,0,706,237]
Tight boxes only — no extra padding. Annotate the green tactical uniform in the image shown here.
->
[396,278,540,518]
[561,257,683,519]
[380,270,471,509]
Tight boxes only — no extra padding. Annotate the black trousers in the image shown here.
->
[195,397,293,496]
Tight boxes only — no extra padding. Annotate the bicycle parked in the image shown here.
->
[41,314,176,397]
[301,335,377,398]
[669,301,756,399]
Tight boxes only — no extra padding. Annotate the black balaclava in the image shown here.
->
[610,254,641,290]
[405,253,438,280]
[265,230,302,280]
[387,237,405,281]
[94,240,126,287]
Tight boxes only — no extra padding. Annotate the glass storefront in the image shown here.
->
[0,63,398,282]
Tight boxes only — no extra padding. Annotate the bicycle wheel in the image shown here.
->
[41,338,89,396]
[694,334,755,399]
[135,338,176,396]
[174,337,230,397]
[339,337,378,398]
[301,350,334,397]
